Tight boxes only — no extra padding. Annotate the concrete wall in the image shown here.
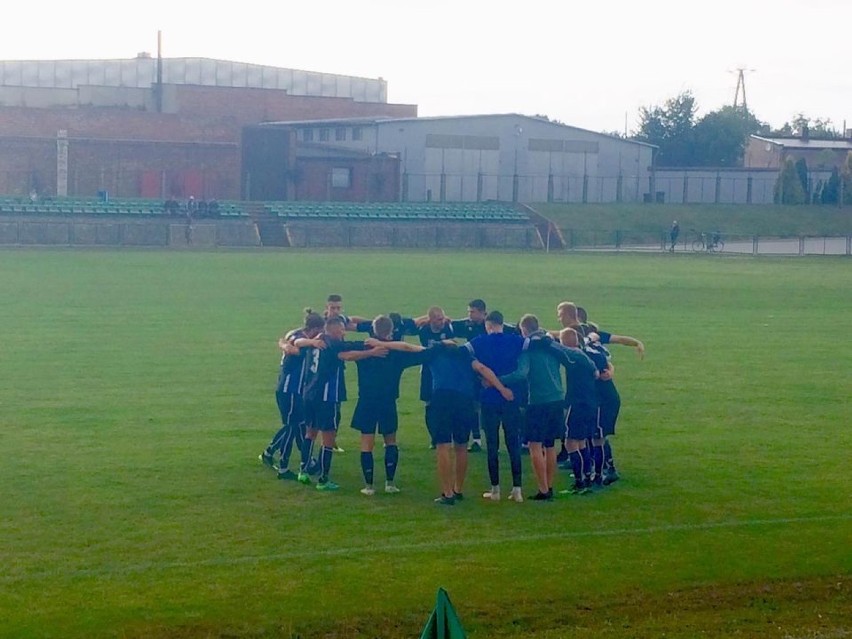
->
[286,222,541,249]
[0,216,538,249]
[0,216,261,247]
[654,167,834,204]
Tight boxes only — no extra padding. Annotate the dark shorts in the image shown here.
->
[275,391,303,426]
[525,401,565,444]
[351,397,399,436]
[566,403,596,440]
[304,400,340,432]
[595,381,622,438]
[430,390,476,445]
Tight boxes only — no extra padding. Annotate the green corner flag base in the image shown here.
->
[420,587,467,639]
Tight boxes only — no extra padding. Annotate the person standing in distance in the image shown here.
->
[669,220,680,252]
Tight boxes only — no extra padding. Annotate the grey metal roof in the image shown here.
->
[260,113,655,148]
[751,135,852,150]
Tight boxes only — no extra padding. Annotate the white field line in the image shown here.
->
[3,514,850,584]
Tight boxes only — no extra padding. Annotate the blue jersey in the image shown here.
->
[301,336,365,404]
[423,345,476,398]
[464,332,525,404]
[418,323,456,401]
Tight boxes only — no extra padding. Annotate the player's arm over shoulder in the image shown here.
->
[607,333,645,359]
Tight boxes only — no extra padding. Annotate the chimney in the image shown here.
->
[801,123,810,142]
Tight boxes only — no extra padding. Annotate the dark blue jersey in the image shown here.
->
[554,344,598,408]
[354,317,418,342]
[278,329,308,395]
[450,319,486,342]
[422,345,476,398]
[582,342,610,375]
[301,336,365,404]
[463,332,525,404]
[418,323,456,401]
[354,349,426,401]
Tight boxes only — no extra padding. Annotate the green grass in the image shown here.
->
[534,203,852,237]
[1,249,850,638]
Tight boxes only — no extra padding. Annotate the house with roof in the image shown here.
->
[745,134,852,170]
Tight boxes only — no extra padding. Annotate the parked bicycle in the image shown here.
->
[692,230,725,253]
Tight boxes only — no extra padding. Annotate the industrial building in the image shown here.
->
[245,114,655,203]
[0,57,416,199]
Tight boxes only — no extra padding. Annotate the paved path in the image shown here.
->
[569,237,849,256]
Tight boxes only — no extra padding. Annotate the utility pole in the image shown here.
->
[731,67,755,114]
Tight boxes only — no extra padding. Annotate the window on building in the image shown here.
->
[303,128,314,142]
[331,167,352,189]
[335,127,346,142]
[319,128,330,142]
[352,127,363,141]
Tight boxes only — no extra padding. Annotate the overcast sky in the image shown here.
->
[1,0,849,134]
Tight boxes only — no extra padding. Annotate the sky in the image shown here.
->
[1,0,849,134]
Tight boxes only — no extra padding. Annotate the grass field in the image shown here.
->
[1,248,850,639]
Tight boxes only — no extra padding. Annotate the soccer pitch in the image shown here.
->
[1,249,849,638]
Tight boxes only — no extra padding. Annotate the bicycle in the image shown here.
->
[692,231,725,253]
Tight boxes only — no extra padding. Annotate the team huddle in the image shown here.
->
[259,295,645,504]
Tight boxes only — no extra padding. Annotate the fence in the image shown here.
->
[396,169,844,206]
[562,229,851,256]
[1,166,847,207]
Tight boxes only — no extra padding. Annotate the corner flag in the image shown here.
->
[419,587,467,639]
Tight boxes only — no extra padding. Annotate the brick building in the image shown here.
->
[0,57,416,199]
[745,134,852,171]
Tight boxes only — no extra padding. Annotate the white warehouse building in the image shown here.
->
[257,114,655,203]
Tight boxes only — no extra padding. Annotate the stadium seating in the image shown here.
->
[0,197,530,225]
[0,197,247,218]
[263,201,529,224]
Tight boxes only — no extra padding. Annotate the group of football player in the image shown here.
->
[258,294,644,504]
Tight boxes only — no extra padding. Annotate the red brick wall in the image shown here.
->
[295,156,400,202]
[0,87,416,198]
[174,85,416,123]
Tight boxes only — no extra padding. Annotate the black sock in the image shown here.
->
[593,443,604,478]
[581,447,592,484]
[319,446,334,482]
[360,451,374,486]
[569,450,584,485]
[604,439,616,471]
[385,445,399,482]
[299,436,314,471]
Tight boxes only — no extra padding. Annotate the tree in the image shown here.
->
[771,114,841,139]
[691,106,764,166]
[774,159,806,204]
[794,158,810,202]
[636,91,698,166]
[821,168,840,204]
